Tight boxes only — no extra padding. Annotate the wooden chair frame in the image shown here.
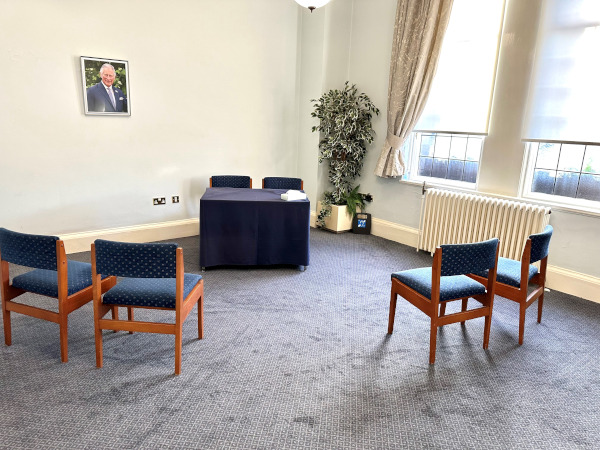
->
[468,239,548,345]
[388,246,498,364]
[0,241,116,362]
[91,244,204,375]
[261,177,303,190]
[210,176,252,188]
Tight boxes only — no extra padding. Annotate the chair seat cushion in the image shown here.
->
[11,261,108,297]
[102,273,203,309]
[392,267,486,301]
[477,257,538,288]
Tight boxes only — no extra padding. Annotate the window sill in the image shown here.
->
[399,179,600,219]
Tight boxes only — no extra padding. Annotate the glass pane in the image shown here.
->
[462,161,478,183]
[553,171,579,198]
[447,160,464,180]
[433,135,451,159]
[577,173,600,201]
[535,142,560,169]
[418,157,433,177]
[449,136,467,160]
[466,137,483,161]
[557,144,585,171]
[420,134,436,157]
[582,145,600,174]
[431,158,448,178]
[531,169,556,194]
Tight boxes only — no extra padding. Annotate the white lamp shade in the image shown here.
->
[294,0,331,10]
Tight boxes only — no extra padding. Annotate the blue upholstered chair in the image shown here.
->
[0,228,116,362]
[469,225,553,345]
[388,238,499,364]
[91,239,204,375]
[262,177,303,190]
[210,175,252,189]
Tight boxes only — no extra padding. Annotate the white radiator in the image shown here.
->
[418,189,551,260]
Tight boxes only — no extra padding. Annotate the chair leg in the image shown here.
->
[198,295,204,340]
[483,310,492,350]
[127,307,134,334]
[388,290,397,334]
[175,324,183,375]
[112,306,119,332]
[429,322,437,364]
[2,305,11,346]
[537,292,544,323]
[95,322,103,368]
[518,303,526,345]
[59,313,68,363]
[460,298,468,325]
[439,302,446,317]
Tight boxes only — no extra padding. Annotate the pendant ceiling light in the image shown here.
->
[294,0,331,13]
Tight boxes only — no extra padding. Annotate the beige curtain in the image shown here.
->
[374,0,454,178]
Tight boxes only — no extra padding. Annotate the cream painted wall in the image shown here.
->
[0,0,300,235]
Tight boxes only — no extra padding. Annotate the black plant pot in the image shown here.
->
[352,213,371,234]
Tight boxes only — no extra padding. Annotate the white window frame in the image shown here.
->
[520,141,600,213]
[402,131,483,191]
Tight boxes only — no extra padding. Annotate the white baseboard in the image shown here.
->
[60,219,199,254]
[546,265,600,304]
[371,217,420,248]
[64,215,599,303]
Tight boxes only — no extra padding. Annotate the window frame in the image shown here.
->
[520,140,600,213]
[402,131,483,191]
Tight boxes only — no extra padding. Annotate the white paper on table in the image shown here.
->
[281,190,307,201]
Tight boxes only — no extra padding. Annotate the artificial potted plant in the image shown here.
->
[311,82,379,231]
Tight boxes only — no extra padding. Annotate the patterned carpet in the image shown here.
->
[1,229,599,449]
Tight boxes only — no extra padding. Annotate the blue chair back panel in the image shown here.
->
[0,228,58,270]
[440,238,499,277]
[94,240,177,278]
[263,177,302,190]
[529,225,553,263]
[212,175,251,188]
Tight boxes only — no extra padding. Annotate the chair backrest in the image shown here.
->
[529,224,553,263]
[263,177,303,190]
[440,238,499,276]
[210,175,251,188]
[94,240,177,278]
[0,228,59,270]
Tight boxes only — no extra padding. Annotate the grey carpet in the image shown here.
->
[1,229,599,449]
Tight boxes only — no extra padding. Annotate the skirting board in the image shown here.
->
[60,219,199,254]
[63,215,599,304]
[310,211,600,303]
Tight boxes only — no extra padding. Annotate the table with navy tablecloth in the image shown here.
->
[199,188,310,269]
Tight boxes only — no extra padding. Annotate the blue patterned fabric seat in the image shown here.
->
[388,238,499,364]
[475,257,538,288]
[392,268,486,301]
[211,175,251,188]
[0,227,116,362]
[12,261,111,297]
[92,239,204,375]
[263,177,303,190]
[103,273,203,309]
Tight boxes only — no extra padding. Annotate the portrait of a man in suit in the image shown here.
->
[81,57,130,116]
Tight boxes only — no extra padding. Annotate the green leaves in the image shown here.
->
[311,81,379,213]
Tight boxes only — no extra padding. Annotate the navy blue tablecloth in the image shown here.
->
[200,188,310,268]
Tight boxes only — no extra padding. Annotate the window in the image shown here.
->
[405,132,483,186]
[523,142,600,204]
[521,0,600,207]
[402,0,504,185]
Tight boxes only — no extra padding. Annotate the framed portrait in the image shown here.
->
[81,56,130,116]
